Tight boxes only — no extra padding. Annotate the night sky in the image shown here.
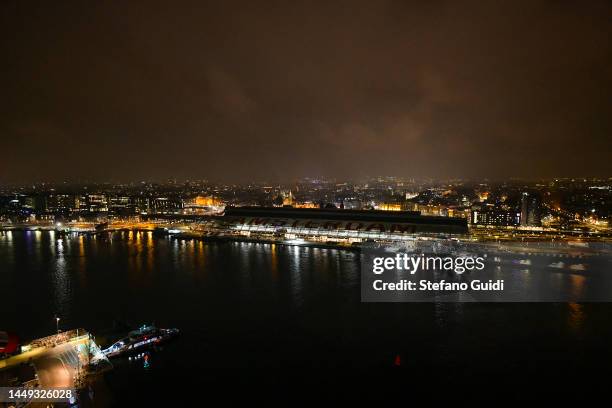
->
[1,1,611,183]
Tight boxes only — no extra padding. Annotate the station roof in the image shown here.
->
[224,206,468,234]
[225,206,463,225]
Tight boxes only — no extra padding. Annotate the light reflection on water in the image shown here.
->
[0,230,610,359]
[568,302,585,332]
[0,231,612,327]
[51,237,71,322]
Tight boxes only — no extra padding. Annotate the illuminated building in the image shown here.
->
[194,196,221,206]
[46,194,77,213]
[223,206,468,243]
[183,196,224,215]
[86,194,108,213]
[376,203,402,211]
[477,191,489,202]
[293,201,319,209]
[521,192,542,227]
[281,191,294,206]
[151,197,183,214]
[471,209,520,226]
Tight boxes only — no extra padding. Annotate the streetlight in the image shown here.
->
[56,316,60,334]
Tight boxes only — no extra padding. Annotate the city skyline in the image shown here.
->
[2,0,612,183]
[2,2,612,405]
[2,175,609,234]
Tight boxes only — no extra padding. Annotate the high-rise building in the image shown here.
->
[521,192,541,227]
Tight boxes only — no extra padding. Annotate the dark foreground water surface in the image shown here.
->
[2,230,612,405]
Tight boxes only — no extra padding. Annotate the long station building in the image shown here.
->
[221,206,468,243]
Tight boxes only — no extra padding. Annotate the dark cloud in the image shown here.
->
[1,0,610,182]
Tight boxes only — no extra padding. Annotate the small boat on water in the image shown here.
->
[102,325,179,358]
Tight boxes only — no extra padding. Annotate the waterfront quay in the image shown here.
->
[1,205,610,248]
[0,329,110,390]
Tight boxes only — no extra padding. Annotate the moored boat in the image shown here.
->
[102,325,179,358]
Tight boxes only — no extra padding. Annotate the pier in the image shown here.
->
[0,329,111,389]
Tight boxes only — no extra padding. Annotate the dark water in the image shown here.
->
[2,230,612,405]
